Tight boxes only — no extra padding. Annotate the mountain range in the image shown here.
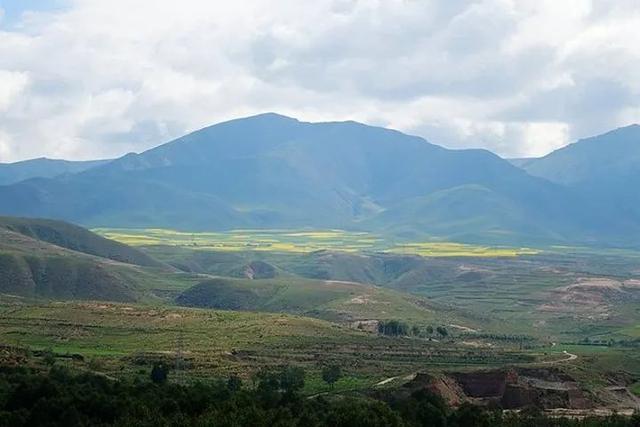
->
[0,113,638,246]
[0,157,111,186]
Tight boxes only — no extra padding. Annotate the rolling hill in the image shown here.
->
[0,216,469,328]
[175,275,461,325]
[0,216,165,268]
[0,114,637,245]
[0,216,196,302]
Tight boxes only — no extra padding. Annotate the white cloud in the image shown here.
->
[0,0,639,161]
[0,70,29,112]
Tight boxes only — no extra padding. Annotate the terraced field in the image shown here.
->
[0,300,541,390]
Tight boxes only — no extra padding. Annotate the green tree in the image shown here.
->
[42,348,56,366]
[150,363,169,384]
[378,320,410,336]
[279,366,305,394]
[227,374,242,392]
[322,365,342,389]
[436,326,448,338]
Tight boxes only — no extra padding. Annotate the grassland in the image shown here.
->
[2,223,638,401]
[0,299,542,390]
[93,228,539,257]
[92,228,640,344]
[174,276,476,327]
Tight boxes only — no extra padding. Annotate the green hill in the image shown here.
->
[0,227,142,302]
[175,275,466,326]
[0,217,199,302]
[0,216,166,268]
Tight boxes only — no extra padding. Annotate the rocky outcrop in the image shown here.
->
[401,367,595,410]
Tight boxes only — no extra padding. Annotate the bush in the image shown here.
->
[150,363,169,384]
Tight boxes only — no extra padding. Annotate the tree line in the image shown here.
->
[0,365,637,426]
[378,320,448,338]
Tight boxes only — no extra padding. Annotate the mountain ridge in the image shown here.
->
[1,114,639,246]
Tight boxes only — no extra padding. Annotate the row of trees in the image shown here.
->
[152,362,343,391]
[0,365,637,426]
[377,321,448,338]
[579,337,640,348]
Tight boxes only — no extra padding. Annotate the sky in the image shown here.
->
[0,0,639,162]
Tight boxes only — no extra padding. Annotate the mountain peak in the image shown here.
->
[223,112,300,126]
[247,112,298,120]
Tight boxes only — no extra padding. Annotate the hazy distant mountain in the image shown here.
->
[507,158,535,168]
[0,157,111,185]
[516,124,640,220]
[519,125,640,185]
[0,114,637,245]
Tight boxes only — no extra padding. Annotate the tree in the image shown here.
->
[426,325,434,335]
[42,348,56,366]
[227,374,242,392]
[436,326,448,338]
[378,320,410,337]
[151,363,169,384]
[411,325,421,336]
[279,366,305,394]
[322,365,342,389]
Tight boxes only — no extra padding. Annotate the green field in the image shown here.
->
[2,222,638,410]
[93,228,539,257]
[92,228,640,343]
[0,299,542,388]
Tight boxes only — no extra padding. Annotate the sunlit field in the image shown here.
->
[93,228,539,257]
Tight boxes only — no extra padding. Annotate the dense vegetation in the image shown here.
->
[0,367,637,427]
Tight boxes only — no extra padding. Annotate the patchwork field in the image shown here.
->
[94,228,538,257]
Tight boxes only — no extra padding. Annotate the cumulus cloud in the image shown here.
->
[0,0,639,162]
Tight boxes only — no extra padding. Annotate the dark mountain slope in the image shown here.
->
[0,157,110,185]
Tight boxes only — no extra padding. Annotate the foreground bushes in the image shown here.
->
[0,366,637,427]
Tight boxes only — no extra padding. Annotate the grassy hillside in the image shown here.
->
[0,217,166,268]
[0,299,540,383]
[175,276,463,325]
[137,241,640,341]
[0,220,199,303]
